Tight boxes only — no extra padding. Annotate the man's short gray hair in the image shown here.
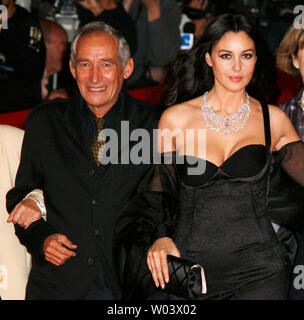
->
[70,21,131,68]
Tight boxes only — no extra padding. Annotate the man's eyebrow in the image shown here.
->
[99,58,115,63]
[76,58,90,63]
[76,58,115,63]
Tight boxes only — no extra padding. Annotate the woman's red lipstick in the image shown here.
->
[229,76,243,82]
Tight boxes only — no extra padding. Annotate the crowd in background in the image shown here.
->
[0,0,301,114]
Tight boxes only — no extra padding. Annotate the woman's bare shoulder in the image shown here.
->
[159,98,202,129]
[268,103,291,123]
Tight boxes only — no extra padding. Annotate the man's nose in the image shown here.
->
[91,64,101,83]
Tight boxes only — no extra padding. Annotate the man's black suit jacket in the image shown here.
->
[6,91,158,299]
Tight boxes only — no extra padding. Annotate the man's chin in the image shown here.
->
[87,101,108,110]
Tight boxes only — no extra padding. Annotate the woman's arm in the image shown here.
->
[114,108,182,297]
[270,105,301,151]
[269,105,304,187]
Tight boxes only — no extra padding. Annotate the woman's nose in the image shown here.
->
[233,58,241,72]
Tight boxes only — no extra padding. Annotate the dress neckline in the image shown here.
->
[179,144,265,168]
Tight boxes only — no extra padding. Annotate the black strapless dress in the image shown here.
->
[114,103,304,300]
[174,150,289,299]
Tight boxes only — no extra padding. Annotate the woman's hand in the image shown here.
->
[7,198,42,229]
[147,237,180,289]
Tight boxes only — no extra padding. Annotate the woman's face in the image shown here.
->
[292,46,304,83]
[205,31,257,93]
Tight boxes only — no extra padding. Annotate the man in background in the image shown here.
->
[40,19,69,100]
[0,0,45,113]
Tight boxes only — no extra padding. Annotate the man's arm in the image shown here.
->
[6,110,56,264]
[6,109,77,265]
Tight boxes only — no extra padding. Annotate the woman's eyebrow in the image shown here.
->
[217,48,255,53]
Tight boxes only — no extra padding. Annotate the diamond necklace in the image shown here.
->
[201,91,250,135]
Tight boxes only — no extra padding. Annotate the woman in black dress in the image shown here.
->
[114,13,304,300]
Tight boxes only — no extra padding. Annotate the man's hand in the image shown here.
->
[7,198,42,229]
[43,234,77,266]
[78,0,117,16]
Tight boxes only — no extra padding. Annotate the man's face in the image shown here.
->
[70,32,133,115]
[46,28,68,77]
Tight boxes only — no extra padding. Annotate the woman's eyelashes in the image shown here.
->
[219,53,231,59]
[218,53,254,60]
[242,53,254,59]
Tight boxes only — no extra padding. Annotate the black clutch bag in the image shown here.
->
[132,255,207,300]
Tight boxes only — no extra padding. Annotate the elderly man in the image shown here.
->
[6,21,158,300]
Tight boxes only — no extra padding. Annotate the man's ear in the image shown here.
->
[205,52,212,67]
[123,58,134,80]
[69,60,76,79]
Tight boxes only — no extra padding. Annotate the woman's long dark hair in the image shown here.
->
[162,13,280,107]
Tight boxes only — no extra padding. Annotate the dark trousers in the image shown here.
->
[84,257,114,300]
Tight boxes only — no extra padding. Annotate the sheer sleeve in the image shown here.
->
[279,140,304,187]
[267,141,304,232]
[113,153,179,300]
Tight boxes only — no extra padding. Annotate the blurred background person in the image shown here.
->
[123,0,181,89]
[275,24,304,300]
[31,0,58,18]
[206,0,297,52]
[15,0,31,11]
[76,0,137,56]
[179,0,213,42]
[39,18,70,100]
[276,25,304,139]
[0,0,46,113]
